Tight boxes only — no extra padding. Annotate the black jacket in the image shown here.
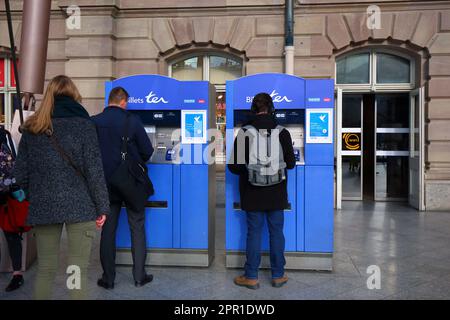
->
[228,114,296,212]
[92,106,154,182]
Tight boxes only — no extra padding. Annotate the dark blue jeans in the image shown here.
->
[244,210,286,280]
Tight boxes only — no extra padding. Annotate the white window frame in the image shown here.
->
[0,56,15,130]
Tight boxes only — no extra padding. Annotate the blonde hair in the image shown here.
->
[22,75,82,135]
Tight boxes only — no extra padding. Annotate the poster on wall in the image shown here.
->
[306,108,333,144]
[181,109,207,144]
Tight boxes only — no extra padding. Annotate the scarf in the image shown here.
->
[52,95,90,119]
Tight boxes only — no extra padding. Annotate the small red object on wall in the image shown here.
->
[0,59,5,88]
[10,59,18,88]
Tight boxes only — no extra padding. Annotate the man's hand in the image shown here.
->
[96,215,107,229]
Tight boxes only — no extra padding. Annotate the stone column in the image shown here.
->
[426,12,450,210]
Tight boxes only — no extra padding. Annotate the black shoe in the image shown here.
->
[5,275,24,292]
[97,278,114,290]
[135,274,153,287]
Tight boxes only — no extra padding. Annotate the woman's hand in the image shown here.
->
[96,215,107,229]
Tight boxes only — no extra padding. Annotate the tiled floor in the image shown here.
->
[1,176,450,300]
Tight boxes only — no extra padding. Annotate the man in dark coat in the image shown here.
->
[92,87,154,289]
[228,93,296,289]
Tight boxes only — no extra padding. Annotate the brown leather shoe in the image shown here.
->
[272,275,288,288]
[234,275,260,290]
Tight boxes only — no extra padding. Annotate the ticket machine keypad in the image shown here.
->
[285,125,305,165]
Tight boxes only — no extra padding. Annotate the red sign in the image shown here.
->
[0,59,4,88]
[198,99,205,104]
[10,59,18,88]
[323,98,331,102]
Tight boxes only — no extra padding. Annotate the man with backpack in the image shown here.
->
[228,93,296,289]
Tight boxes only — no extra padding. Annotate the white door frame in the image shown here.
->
[335,88,425,209]
[336,88,343,210]
[335,48,422,209]
[409,87,425,210]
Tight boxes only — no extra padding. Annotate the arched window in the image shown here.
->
[169,53,243,163]
[169,53,243,84]
[336,52,370,84]
[0,52,19,129]
[336,49,414,90]
[209,55,243,84]
[376,53,411,84]
[170,56,203,81]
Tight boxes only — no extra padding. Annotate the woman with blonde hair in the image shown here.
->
[13,75,109,299]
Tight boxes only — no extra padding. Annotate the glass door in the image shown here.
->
[409,88,424,210]
[375,94,410,200]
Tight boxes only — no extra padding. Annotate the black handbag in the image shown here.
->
[108,113,154,212]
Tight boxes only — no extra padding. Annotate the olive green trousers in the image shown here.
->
[33,221,96,300]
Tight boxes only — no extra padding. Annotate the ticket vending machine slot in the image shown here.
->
[233,202,292,211]
[145,201,168,208]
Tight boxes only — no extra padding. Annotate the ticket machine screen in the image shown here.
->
[130,110,181,164]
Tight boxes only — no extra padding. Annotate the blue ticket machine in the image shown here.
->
[104,75,216,267]
[225,73,334,270]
